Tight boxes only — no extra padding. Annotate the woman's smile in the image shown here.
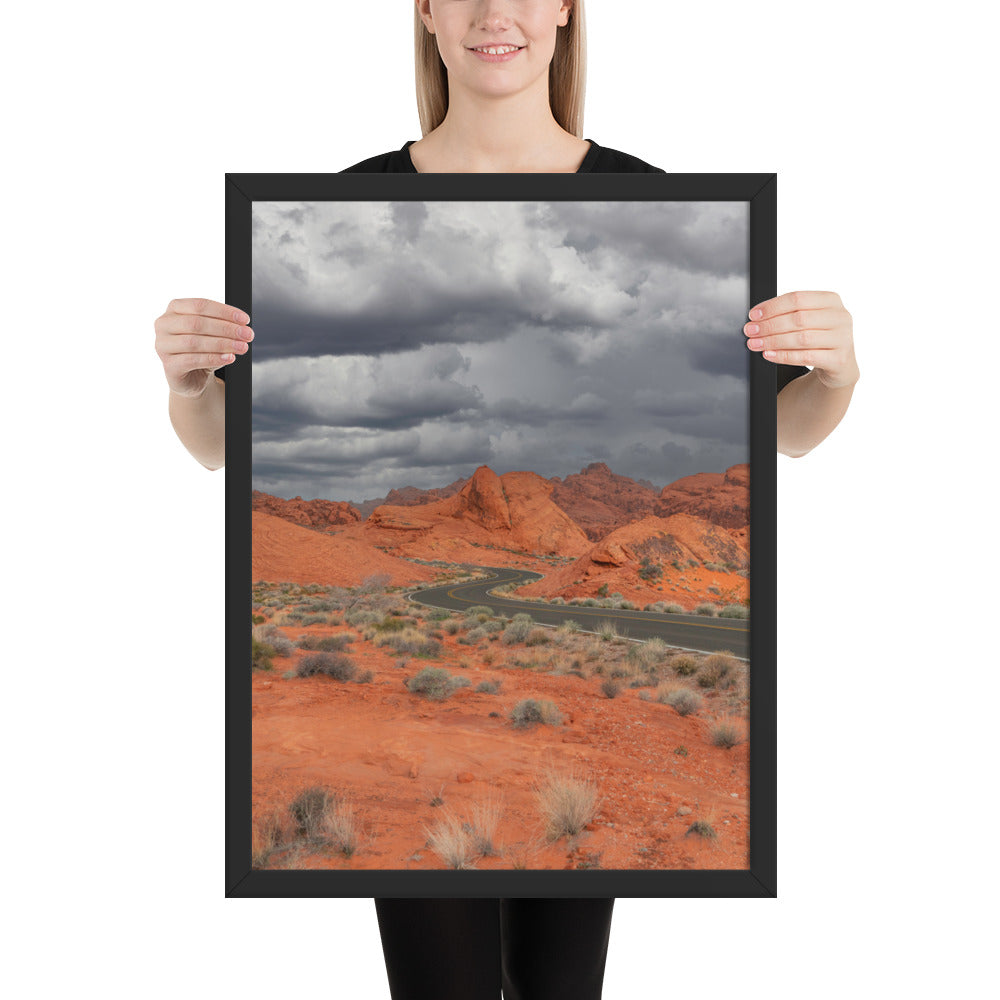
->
[466,44,526,62]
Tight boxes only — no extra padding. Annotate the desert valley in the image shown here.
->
[251,462,753,871]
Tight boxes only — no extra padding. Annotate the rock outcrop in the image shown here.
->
[251,490,360,530]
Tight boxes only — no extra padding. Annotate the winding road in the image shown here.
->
[406,565,748,659]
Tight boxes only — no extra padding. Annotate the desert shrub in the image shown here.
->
[502,614,534,645]
[704,562,725,572]
[662,688,702,716]
[253,622,292,648]
[510,699,563,728]
[422,809,477,869]
[373,616,406,633]
[377,629,442,658]
[344,608,382,626]
[296,652,357,682]
[289,786,337,838]
[355,669,374,683]
[442,619,462,635]
[597,583,609,597]
[252,637,276,672]
[601,678,621,699]
[709,716,745,748]
[664,603,685,614]
[638,556,663,581]
[671,654,699,676]
[469,790,504,856]
[533,769,599,840]
[719,604,750,619]
[550,596,566,605]
[461,626,488,644]
[694,603,719,617]
[696,652,739,689]
[596,620,618,642]
[297,632,356,652]
[464,605,495,620]
[525,627,551,646]
[476,679,502,693]
[299,614,329,626]
[321,800,359,857]
[685,820,717,840]
[627,638,667,672]
[406,666,469,701]
[251,809,286,868]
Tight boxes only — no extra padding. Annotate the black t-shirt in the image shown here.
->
[217,139,810,390]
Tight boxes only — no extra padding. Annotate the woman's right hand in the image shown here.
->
[154,297,253,397]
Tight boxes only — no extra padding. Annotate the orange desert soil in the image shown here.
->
[253,621,749,871]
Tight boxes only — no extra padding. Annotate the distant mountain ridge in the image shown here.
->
[255,461,749,542]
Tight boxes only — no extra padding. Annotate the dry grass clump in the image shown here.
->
[251,785,365,866]
[289,786,336,837]
[464,605,495,622]
[406,666,471,701]
[296,632,356,652]
[600,677,622,699]
[525,627,551,646]
[501,614,535,645]
[252,637,276,672]
[696,652,741,689]
[251,809,286,868]
[296,651,357,682]
[708,715,745,749]
[659,686,702,716]
[422,789,506,868]
[670,654,699,676]
[627,637,668,674]
[253,623,296,656]
[376,628,443,659]
[685,819,718,840]
[596,620,620,641]
[532,767,601,841]
[510,698,563,728]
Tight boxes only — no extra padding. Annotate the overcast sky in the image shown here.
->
[250,199,749,504]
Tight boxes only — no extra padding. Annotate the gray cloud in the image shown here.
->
[249,200,750,500]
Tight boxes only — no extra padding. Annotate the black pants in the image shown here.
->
[374,898,615,1000]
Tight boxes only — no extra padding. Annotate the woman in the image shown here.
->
[154,3,859,998]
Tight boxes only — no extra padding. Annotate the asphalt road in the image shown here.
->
[406,565,748,659]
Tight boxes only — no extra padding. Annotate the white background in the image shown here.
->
[4,1,995,997]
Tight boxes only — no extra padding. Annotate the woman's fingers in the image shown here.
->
[746,290,858,389]
[747,290,842,323]
[155,297,253,396]
[166,297,250,326]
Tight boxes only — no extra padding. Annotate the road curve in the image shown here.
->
[406,565,748,659]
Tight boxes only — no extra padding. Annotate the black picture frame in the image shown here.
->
[225,172,778,898]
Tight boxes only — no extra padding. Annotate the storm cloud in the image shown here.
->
[249,199,750,502]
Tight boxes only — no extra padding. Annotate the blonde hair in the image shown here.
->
[414,1,587,138]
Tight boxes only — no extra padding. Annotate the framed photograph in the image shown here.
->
[225,172,781,898]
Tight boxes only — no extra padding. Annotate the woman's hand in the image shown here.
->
[154,297,253,397]
[744,290,859,389]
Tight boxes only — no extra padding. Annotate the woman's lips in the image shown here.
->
[467,45,525,63]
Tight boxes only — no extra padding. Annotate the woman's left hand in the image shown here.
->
[745,290,860,389]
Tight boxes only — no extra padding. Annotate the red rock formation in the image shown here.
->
[657,464,749,530]
[548,462,661,541]
[361,465,591,559]
[251,490,360,530]
[251,511,434,587]
[517,512,748,610]
[354,478,466,520]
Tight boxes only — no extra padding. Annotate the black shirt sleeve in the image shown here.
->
[776,362,810,394]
